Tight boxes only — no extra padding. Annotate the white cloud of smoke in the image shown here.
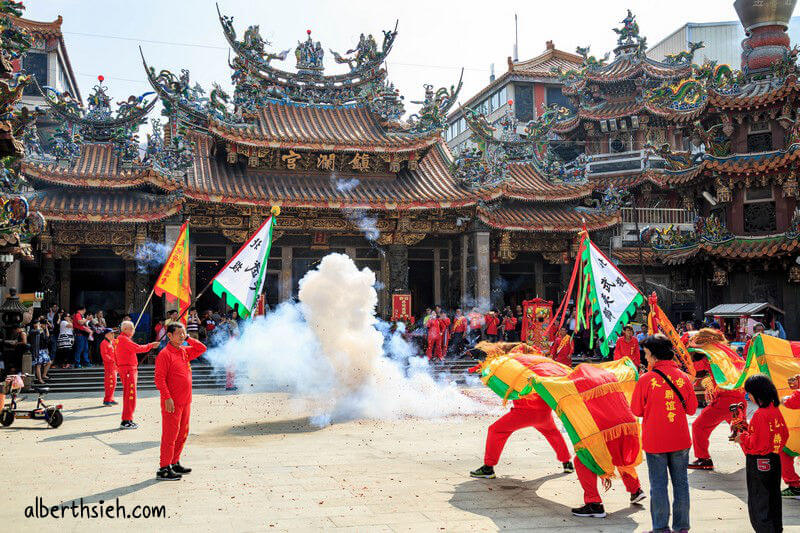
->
[205,253,492,425]
[134,241,171,274]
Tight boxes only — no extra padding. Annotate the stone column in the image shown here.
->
[279,246,292,302]
[379,253,389,317]
[386,243,409,294]
[490,262,503,310]
[474,231,490,309]
[433,248,441,306]
[534,254,545,298]
[40,257,56,310]
[460,234,469,307]
[59,258,70,310]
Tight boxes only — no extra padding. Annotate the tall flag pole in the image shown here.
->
[550,229,644,358]
[210,206,279,318]
[152,220,192,324]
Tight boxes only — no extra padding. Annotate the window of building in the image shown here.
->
[514,83,534,122]
[22,52,48,96]
[545,86,571,110]
[743,186,777,234]
[747,120,772,152]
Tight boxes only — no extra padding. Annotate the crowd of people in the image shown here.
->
[0,304,245,385]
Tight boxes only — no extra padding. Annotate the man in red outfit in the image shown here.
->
[484,310,500,342]
[426,315,444,360]
[449,309,467,356]
[99,328,118,406]
[438,311,451,356]
[470,393,573,479]
[614,325,640,368]
[115,321,159,430]
[154,322,207,480]
[549,327,574,367]
[687,329,746,470]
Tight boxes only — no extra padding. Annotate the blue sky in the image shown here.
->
[24,0,753,120]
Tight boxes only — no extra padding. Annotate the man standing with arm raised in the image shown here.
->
[154,322,207,481]
[116,321,159,429]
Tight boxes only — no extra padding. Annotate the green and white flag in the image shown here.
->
[211,216,275,318]
[582,236,643,357]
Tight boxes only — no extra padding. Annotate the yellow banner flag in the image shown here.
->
[154,221,191,313]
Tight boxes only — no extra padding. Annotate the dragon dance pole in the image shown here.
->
[133,288,155,330]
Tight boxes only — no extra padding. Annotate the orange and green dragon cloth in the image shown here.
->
[688,334,800,457]
[471,341,641,478]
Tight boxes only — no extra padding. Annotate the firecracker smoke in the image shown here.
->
[205,253,493,425]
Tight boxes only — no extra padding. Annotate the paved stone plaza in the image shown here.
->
[3,389,800,532]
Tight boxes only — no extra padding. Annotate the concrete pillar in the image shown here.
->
[41,257,56,310]
[280,246,292,302]
[379,253,389,317]
[490,262,503,310]
[433,248,441,306]
[474,231,490,309]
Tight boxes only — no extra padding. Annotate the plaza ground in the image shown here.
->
[3,388,800,532]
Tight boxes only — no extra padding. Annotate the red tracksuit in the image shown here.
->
[691,358,746,461]
[154,337,207,468]
[549,336,573,367]
[614,336,640,368]
[439,317,451,354]
[426,319,444,360]
[575,456,641,504]
[485,314,499,340]
[781,390,800,487]
[116,334,153,422]
[502,316,517,341]
[100,338,117,404]
[483,395,570,466]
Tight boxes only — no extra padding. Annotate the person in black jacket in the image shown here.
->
[30,317,52,384]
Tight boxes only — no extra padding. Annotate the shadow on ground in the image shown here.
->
[56,479,160,507]
[450,473,640,530]
[226,417,324,436]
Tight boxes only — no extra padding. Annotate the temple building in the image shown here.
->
[20,7,616,324]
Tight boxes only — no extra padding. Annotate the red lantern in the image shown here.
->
[306,29,312,35]
[507,99,513,106]
[98,75,104,82]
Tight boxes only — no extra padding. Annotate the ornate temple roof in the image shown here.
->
[477,203,619,232]
[503,162,592,202]
[209,100,440,153]
[655,233,800,265]
[27,189,184,223]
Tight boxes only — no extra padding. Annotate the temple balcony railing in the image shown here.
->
[587,150,665,176]
[618,207,696,243]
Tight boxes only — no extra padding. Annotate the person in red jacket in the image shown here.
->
[449,309,467,356]
[99,328,118,406]
[501,313,517,342]
[438,312,451,356]
[549,327,573,367]
[426,315,444,360]
[687,328,746,470]
[154,322,207,480]
[470,393,573,479]
[780,375,800,498]
[614,325,640,367]
[631,334,697,533]
[115,321,159,430]
[484,310,500,342]
[735,374,789,532]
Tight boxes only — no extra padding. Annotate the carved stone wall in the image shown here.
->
[386,244,409,293]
